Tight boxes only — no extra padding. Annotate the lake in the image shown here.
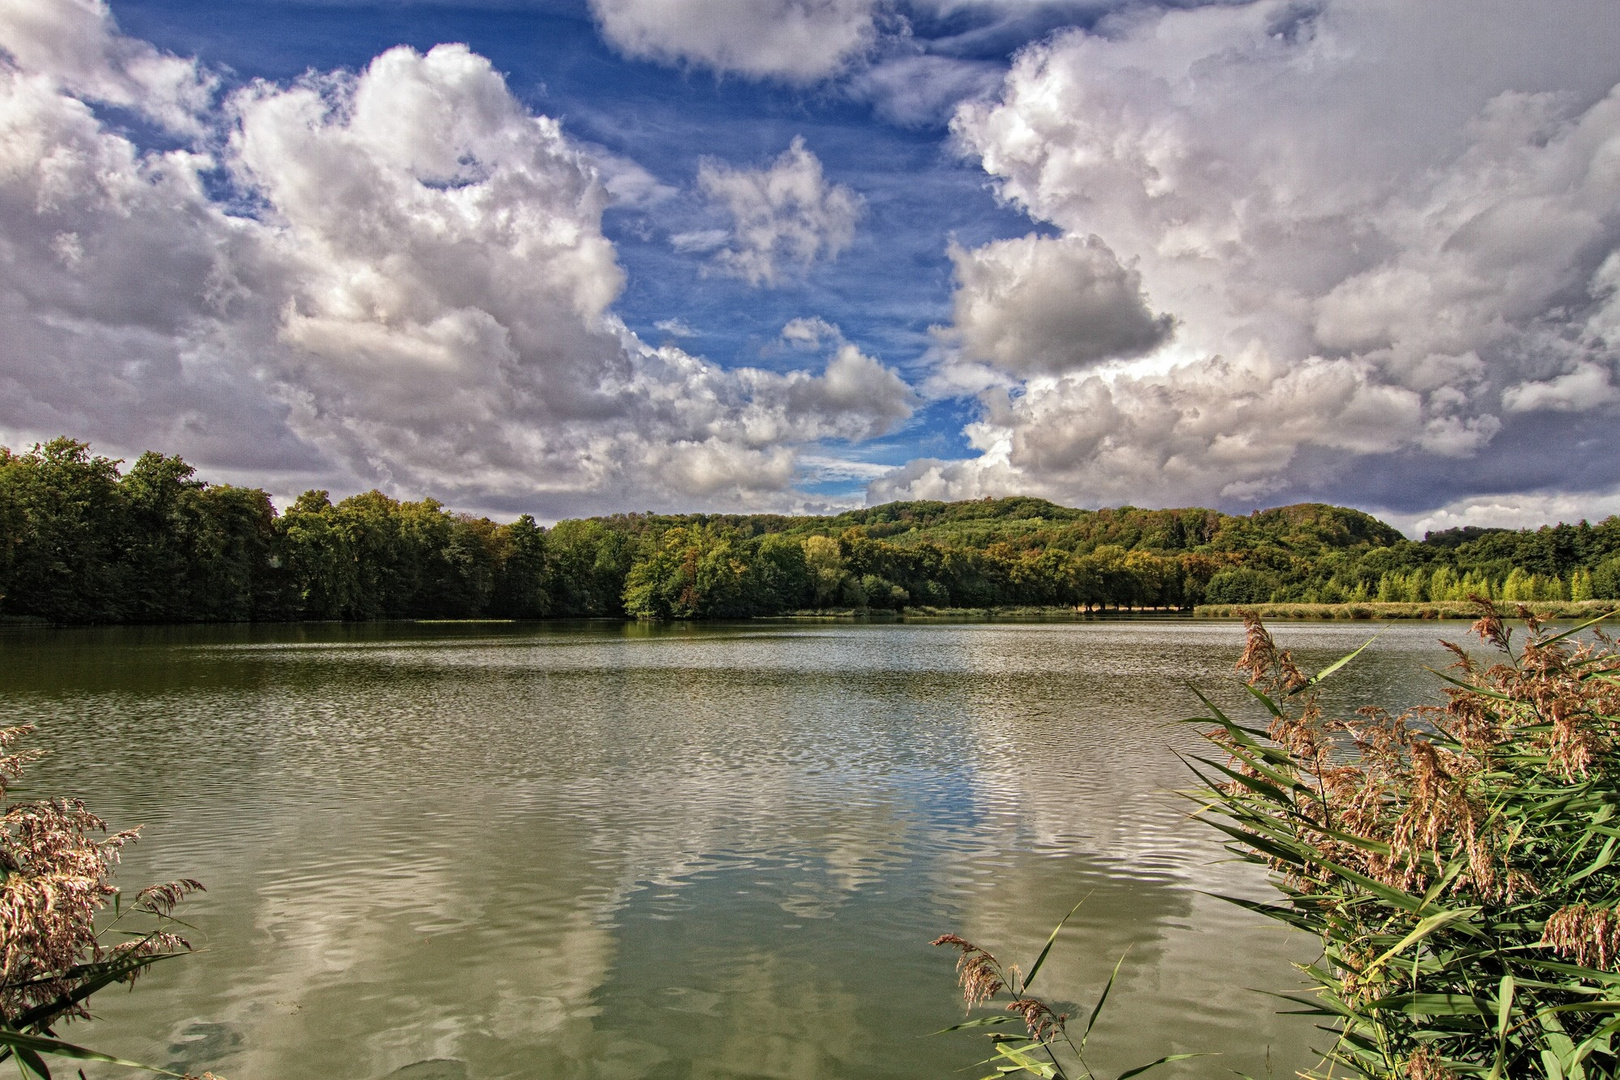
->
[0,619,1471,1079]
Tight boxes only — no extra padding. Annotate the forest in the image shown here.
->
[3,437,1620,623]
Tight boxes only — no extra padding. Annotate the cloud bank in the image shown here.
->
[0,0,910,515]
[882,0,1620,514]
[8,0,1620,528]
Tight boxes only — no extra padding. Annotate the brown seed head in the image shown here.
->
[931,935,1005,1008]
[1541,903,1620,971]
[1006,997,1066,1042]
[1406,1045,1458,1080]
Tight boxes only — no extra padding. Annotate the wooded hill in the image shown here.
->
[3,438,1619,623]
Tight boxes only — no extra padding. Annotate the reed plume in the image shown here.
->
[0,725,208,1078]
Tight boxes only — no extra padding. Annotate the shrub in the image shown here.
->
[1190,602,1620,1078]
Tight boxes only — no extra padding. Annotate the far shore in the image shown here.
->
[788,599,1620,621]
[1192,599,1620,620]
[6,600,1617,629]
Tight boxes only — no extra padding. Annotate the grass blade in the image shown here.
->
[1079,950,1129,1054]
[1538,608,1617,646]
[1117,1053,1214,1079]
[1363,907,1481,974]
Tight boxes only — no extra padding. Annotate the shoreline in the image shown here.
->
[1191,599,1620,620]
[7,600,1619,629]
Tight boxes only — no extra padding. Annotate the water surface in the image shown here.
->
[0,619,1470,1079]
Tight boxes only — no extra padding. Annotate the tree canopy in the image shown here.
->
[3,438,1618,623]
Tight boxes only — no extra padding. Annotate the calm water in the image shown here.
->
[0,619,1469,1080]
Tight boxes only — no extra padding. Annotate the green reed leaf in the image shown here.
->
[0,1029,187,1078]
[1486,974,1515,1080]
[1363,907,1483,974]
[1116,1052,1213,1079]
[1538,609,1618,647]
[1024,895,1091,995]
[1079,951,1129,1054]
[1290,631,1384,695]
[932,1015,1021,1034]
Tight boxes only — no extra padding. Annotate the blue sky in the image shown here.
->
[3,0,1620,533]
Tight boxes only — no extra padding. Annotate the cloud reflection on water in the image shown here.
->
[0,621,1460,1078]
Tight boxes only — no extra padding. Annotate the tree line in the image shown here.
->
[3,438,1619,623]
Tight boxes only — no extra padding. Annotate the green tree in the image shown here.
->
[1204,566,1280,605]
[748,533,813,612]
[548,519,634,617]
[490,515,550,618]
[276,490,359,619]
[0,439,126,622]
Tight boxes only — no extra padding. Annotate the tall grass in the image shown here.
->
[0,725,208,1078]
[1189,601,1620,1078]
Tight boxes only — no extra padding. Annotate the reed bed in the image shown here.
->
[1195,599,1620,621]
[937,599,1620,1078]
[1187,601,1620,1078]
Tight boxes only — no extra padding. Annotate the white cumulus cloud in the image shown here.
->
[588,0,883,83]
[1391,488,1620,539]
[1501,363,1620,414]
[694,136,865,287]
[880,0,1620,513]
[0,0,213,133]
[781,316,841,347]
[0,1,915,516]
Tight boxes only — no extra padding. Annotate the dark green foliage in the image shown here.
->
[490,515,550,618]
[0,439,275,622]
[119,452,279,622]
[4,436,1620,624]
[1205,567,1281,605]
[0,439,126,621]
[546,519,635,618]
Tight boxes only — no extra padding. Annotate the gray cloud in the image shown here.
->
[948,233,1174,374]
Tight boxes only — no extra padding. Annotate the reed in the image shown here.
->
[1188,601,1620,1078]
[0,725,210,1078]
[1194,600,1620,621]
[930,901,1202,1080]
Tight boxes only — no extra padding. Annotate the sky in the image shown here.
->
[2,0,1619,534]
